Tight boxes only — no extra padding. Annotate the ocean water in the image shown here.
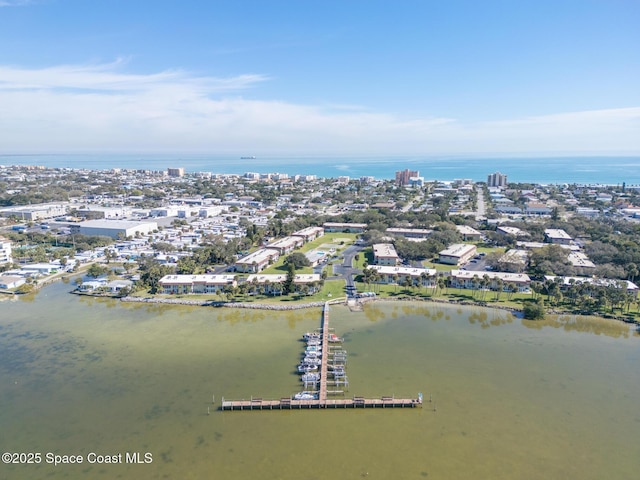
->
[1,153,639,185]
[1,282,639,480]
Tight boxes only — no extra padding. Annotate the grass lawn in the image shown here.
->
[260,233,357,274]
[137,279,346,304]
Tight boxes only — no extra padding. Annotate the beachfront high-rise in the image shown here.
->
[487,171,508,188]
[167,167,185,177]
[395,168,419,186]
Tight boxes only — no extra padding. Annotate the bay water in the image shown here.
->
[1,281,639,479]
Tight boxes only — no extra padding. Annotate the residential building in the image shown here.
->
[487,172,508,188]
[323,222,367,233]
[567,252,596,272]
[370,265,437,286]
[167,167,185,177]
[386,227,432,240]
[544,276,638,293]
[438,244,477,265]
[245,273,321,295]
[158,274,236,294]
[449,270,531,292]
[372,243,400,266]
[497,226,524,237]
[395,169,419,186]
[291,226,324,243]
[234,248,280,273]
[456,225,482,241]
[266,236,304,255]
[498,249,528,273]
[0,236,12,266]
[544,229,572,245]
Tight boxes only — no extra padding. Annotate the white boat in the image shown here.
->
[297,363,318,372]
[293,391,318,400]
[301,357,321,365]
[301,373,320,382]
[303,332,321,340]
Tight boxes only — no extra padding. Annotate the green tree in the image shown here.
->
[284,252,311,269]
[523,299,545,320]
[87,263,109,278]
[283,263,296,295]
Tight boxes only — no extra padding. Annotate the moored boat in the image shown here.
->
[301,372,320,383]
[297,363,318,373]
[293,391,318,400]
[328,333,344,343]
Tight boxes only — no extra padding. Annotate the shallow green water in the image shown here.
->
[1,283,639,480]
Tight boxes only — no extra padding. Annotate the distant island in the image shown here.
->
[240,156,256,159]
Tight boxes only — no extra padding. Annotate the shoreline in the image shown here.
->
[119,295,640,328]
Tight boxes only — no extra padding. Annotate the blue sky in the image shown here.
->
[0,0,638,155]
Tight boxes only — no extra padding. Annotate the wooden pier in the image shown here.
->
[220,302,423,411]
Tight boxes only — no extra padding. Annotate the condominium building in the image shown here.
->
[0,236,12,266]
[395,169,419,186]
[438,243,477,265]
[372,243,400,266]
[487,172,508,188]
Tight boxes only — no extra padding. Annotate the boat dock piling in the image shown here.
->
[220,302,423,411]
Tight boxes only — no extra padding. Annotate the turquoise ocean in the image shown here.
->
[1,154,639,185]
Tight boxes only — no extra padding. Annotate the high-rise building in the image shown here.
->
[487,172,508,187]
[395,169,419,186]
[167,167,185,177]
[0,236,13,266]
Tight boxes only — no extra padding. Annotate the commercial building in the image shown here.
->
[0,203,68,221]
[70,220,158,239]
[438,244,477,265]
[0,275,25,290]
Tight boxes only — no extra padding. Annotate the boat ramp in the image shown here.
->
[220,302,423,411]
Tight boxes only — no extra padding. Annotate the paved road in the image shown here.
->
[475,185,486,220]
[340,244,364,297]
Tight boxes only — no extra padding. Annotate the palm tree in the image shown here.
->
[494,278,504,301]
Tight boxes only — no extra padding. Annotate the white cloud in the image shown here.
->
[0,61,638,155]
[0,0,34,7]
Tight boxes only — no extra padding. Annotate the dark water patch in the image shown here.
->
[159,448,174,463]
[143,403,171,420]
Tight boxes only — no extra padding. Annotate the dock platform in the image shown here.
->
[220,301,423,411]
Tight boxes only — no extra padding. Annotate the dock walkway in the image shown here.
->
[220,302,422,411]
